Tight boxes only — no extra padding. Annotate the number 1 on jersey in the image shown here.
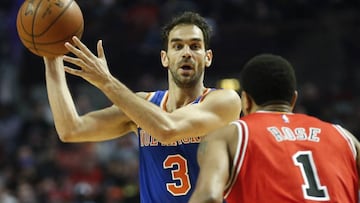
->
[292,151,330,201]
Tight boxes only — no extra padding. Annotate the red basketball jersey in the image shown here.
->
[225,111,358,203]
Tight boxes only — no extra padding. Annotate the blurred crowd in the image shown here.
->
[1,0,360,202]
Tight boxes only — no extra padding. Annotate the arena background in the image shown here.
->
[0,0,359,202]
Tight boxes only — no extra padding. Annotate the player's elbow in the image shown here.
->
[54,119,88,142]
[189,195,223,203]
[203,195,223,203]
[57,131,78,143]
[55,125,83,143]
[203,198,222,203]
[151,126,179,144]
[148,120,197,144]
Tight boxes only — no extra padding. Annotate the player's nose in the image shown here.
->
[182,45,192,58]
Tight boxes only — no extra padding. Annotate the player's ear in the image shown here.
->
[290,90,298,111]
[241,91,252,115]
[161,50,169,68]
[205,49,213,67]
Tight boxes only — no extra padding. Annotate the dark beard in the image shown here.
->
[171,71,199,88]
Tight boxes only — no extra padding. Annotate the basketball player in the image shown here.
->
[189,54,360,203]
[43,12,241,202]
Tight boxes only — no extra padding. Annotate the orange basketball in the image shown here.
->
[16,0,84,57]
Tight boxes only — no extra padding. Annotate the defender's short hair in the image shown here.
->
[240,54,297,105]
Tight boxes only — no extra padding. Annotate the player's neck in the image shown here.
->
[167,86,207,112]
[257,104,292,113]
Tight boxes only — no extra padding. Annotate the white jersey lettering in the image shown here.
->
[267,127,321,143]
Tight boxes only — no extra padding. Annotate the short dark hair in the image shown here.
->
[239,54,297,105]
[161,11,212,51]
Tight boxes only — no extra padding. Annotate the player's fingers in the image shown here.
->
[72,36,97,59]
[63,55,88,70]
[64,66,83,77]
[64,41,93,65]
[65,41,84,57]
[97,40,106,59]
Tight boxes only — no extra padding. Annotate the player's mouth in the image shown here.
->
[181,65,193,70]
[179,64,194,75]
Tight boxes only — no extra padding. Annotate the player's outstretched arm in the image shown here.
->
[61,36,241,143]
[43,56,137,142]
[188,125,236,203]
[99,80,241,143]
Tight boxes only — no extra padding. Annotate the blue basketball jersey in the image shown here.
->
[137,89,212,203]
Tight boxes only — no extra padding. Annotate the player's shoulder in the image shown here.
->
[201,88,241,116]
[208,121,240,140]
[204,88,241,102]
[206,89,241,109]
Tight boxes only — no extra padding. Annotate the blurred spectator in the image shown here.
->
[17,182,36,203]
[0,179,18,203]
[0,103,23,155]
[1,1,360,202]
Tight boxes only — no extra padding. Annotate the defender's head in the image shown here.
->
[239,54,297,114]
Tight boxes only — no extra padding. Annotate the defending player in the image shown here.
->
[189,54,359,203]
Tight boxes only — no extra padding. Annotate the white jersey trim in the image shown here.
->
[333,124,357,159]
[146,92,156,101]
[224,120,249,198]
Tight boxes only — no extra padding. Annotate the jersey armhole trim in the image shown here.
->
[224,120,249,198]
[145,92,155,101]
[333,124,357,159]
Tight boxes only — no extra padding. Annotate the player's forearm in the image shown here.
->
[44,57,82,140]
[99,75,176,142]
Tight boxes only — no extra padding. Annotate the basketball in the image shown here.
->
[16,0,84,57]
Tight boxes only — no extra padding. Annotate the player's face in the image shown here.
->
[161,24,212,88]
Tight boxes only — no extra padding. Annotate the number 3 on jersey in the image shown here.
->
[292,151,330,201]
[163,154,191,196]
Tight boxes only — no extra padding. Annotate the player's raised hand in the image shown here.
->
[63,36,111,88]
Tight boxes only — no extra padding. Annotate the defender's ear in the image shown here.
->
[290,91,298,111]
[241,91,252,116]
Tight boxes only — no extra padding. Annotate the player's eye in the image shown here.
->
[190,44,201,50]
[174,44,183,50]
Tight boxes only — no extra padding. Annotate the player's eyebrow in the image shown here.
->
[170,38,202,43]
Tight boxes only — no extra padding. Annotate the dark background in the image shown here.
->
[0,0,359,202]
